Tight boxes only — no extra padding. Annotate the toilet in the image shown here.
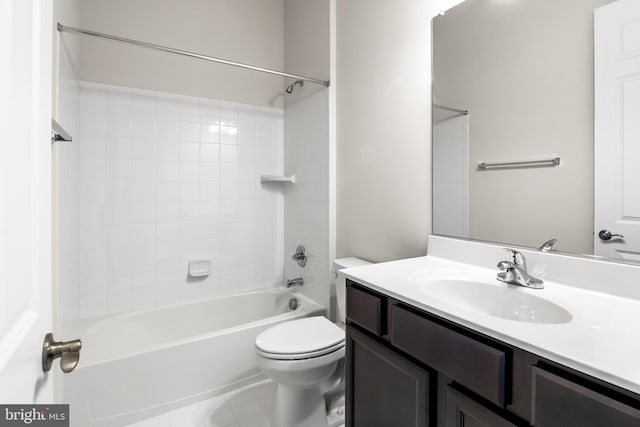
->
[255,257,371,427]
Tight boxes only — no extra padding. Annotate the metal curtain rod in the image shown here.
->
[433,104,469,115]
[57,23,330,87]
[478,157,560,170]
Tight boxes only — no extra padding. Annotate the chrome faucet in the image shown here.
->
[286,277,304,288]
[496,249,544,289]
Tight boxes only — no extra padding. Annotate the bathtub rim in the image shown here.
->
[76,287,325,367]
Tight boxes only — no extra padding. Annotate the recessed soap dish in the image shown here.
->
[260,174,296,184]
[188,259,211,278]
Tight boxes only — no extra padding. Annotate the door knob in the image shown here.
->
[42,333,82,373]
[598,230,624,241]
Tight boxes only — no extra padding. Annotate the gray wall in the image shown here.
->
[336,0,439,262]
[284,0,330,108]
[64,0,286,108]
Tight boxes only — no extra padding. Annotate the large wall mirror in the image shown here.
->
[432,0,640,263]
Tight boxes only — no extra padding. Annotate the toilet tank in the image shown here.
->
[334,257,372,323]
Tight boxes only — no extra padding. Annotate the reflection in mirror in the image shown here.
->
[431,0,640,263]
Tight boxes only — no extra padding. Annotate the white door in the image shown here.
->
[594,0,640,261]
[0,0,54,403]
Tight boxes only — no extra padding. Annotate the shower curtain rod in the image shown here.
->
[57,23,330,87]
[433,104,469,115]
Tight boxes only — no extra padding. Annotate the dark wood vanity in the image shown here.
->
[345,279,640,427]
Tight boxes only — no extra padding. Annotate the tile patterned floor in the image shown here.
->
[127,379,345,427]
[127,380,277,427]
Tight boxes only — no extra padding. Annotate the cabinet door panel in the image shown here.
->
[346,326,432,427]
[346,281,385,335]
[532,367,640,427]
[392,304,507,406]
[447,386,516,427]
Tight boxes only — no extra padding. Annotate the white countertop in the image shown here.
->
[343,254,640,395]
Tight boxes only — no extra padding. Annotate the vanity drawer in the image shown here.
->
[346,281,385,336]
[532,366,640,426]
[391,304,507,406]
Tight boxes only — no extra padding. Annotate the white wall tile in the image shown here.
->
[220,102,239,126]
[179,122,200,142]
[220,145,238,163]
[132,117,156,139]
[157,161,179,181]
[179,162,200,182]
[156,119,179,139]
[201,123,220,143]
[71,83,285,321]
[180,142,200,162]
[200,182,220,201]
[200,163,220,181]
[200,143,220,162]
[220,164,238,182]
[157,139,180,161]
[132,138,156,160]
[200,100,219,124]
[220,126,238,145]
[179,182,200,201]
[156,202,179,222]
[131,202,156,223]
[284,90,330,310]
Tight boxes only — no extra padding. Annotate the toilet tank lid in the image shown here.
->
[333,257,372,271]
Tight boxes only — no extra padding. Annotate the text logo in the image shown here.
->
[0,405,69,426]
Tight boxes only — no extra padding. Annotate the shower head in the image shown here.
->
[285,79,304,94]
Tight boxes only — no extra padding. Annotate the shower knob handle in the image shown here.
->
[291,245,307,267]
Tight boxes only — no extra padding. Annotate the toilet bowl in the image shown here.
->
[255,257,371,427]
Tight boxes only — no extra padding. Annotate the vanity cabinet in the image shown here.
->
[345,279,640,427]
[345,326,433,427]
[446,385,516,427]
[531,367,640,427]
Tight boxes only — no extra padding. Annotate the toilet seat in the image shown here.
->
[257,341,345,360]
[256,316,346,360]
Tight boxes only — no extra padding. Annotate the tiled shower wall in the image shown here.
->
[55,41,81,331]
[284,90,330,309]
[432,115,469,238]
[72,83,284,321]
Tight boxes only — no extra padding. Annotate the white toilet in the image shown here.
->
[255,257,371,427]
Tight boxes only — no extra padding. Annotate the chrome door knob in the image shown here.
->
[598,230,624,241]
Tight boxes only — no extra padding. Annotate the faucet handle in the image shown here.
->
[504,248,526,267]
[497,260,516,270]
[539,238,558,252]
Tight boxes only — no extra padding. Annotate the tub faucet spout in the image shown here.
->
[286,277,304,288]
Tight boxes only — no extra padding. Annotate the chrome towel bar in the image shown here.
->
[478,157,560,170]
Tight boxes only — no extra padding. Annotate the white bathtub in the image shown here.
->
[64,288,324,427]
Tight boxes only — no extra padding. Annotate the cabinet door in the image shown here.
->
[346,326,432,427]
[532,367,640,427]
[447,386,517,427]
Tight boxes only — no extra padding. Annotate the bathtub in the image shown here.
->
[63,288,324,427]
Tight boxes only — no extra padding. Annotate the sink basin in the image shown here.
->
[421,279,572,324]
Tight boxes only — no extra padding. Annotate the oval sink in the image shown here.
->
[421,279,572,324]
